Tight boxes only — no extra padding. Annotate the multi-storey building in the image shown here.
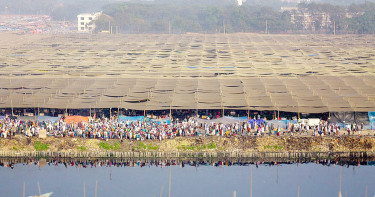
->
[77,12,102,32]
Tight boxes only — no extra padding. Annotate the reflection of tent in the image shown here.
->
[64,116,89,124]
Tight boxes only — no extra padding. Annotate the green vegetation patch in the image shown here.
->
[177,145,194,150]
[264,145,283,150]
[98,142,120,150]
[34,141,49,151]
[146,144,159,150]
[136,142,159,150]
[208,142,216,149]
[77,146,87,151]
[177,142,216,150]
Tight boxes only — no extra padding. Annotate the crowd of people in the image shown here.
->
[0,115,369,140]
[286,121,366,137]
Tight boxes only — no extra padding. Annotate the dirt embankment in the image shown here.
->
[1,135,374,153]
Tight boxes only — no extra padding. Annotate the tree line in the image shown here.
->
[0,0,374,34]
[94,2,375,34]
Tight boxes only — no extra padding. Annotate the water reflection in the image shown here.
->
[1,157,374,169]
[0,157,374,197]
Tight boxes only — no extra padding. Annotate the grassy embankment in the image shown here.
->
[1,135,375,154]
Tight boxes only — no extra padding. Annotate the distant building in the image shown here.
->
[236,0,247,6]
[281,7,298,12]
[77,12,102,32]
[288,8,332,31]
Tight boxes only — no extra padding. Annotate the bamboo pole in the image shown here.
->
[277,108,280,120]
[169,104,172,119]
[250,167,253,197]
[83,182,86,197]
[159,185,164,197]
[11,99,14,116]
[297,185,300,197]
[169,165,172,197]
[23,182,25,197]
[37,181,41,195]
[95,180,98,197]
[298,108,300,120]
[339,166,342,197]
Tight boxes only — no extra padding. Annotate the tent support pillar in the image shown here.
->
[277,109,279,120]
[110,108,112,118]
[169,105,172,120]
[298,108,300,120]
[11,99,13,116]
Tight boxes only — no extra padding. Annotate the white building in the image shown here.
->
[236,0,247,6]
[77,12,102,32]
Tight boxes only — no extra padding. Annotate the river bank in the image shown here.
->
[1,135,374,158]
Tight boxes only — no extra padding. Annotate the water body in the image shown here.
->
[0,159,374,197]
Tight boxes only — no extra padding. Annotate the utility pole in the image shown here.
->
[108,21,111,34]
[169,21,171,34]
[223,21,226,34]
[265,20,268,34]
[333,21,336,35]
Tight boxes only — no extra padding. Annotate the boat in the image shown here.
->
[28,192,53,197]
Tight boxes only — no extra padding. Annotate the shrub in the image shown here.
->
[208,142,216,149]
[146,144,159,150]
[77,146,87,151]
[137,142,159,150]
[98,142,120,150]
[34,141,49,151]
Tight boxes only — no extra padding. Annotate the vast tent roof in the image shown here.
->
[0,32,374,112]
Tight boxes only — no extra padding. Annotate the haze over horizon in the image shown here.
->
[1,0,374,17]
